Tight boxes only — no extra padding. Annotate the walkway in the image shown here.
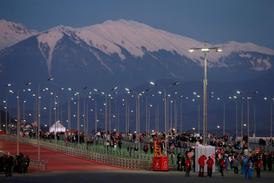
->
[0,139,122,172]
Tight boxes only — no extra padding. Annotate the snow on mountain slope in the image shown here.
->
[75,19,203,60]
[2,19,274,71]
[37,26,72,72]
[74,20,274,66]
[0,19,37,50]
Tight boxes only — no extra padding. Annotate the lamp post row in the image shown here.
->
[2,79,274,147]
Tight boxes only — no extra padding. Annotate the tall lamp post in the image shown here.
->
[4,83,12,133]
[16,92,20,155]
[264,97,273,138]
[36,87,41,161]
[125,88,141,134]
[233,95,238,139]
[189,45,222,145]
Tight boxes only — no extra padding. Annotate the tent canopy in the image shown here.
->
[49,121,66,133]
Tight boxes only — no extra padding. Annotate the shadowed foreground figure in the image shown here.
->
[0,152,30,177]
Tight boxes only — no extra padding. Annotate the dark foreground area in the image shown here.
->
[1,170,274,183]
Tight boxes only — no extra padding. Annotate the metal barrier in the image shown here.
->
[30,159,48,171]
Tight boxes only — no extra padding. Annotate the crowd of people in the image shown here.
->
[0,152,30,177]
[174,133,274,179]
[187,150,268,179]
[22,127,274,178]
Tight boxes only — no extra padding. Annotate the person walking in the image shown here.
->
[176,153,183,171]
[181,154,186,171]
[267,153,273,171]
[255,156,263,178]
[23,155,30,173]
[219,157,225,176]
[232,155,239,174]
[185,157,191,177]
[242,155,249,179]
[247,158,254,179]
[206,156,214,177]
[262,153,267,171]
[198,154,207,177]
[5,153,14,177]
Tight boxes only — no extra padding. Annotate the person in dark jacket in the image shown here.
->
[0,155,4,172]
[177,153,183,171]
[267,153,273,171]
[232,155,239,174]
[181,155,186,171]
[5,153,14,177]
[262,153,267,171]
[23,155,30,173]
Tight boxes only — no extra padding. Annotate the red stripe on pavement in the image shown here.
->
[0,139,122,172]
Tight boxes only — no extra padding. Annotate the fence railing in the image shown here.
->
[30,159,48,171]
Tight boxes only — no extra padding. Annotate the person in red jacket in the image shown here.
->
[219,158,225,176]
[185,157,191,177]
[255,156,263,178]
[198,154,207,177]
[206,156,214,177]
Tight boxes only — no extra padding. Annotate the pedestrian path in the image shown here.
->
[0,139,122,172]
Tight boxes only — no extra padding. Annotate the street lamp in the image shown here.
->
[246,96,252,142]
[15,81,32,155]
[2,100,8,133]
[3,83,13,133]
[125,88,141,134]
[233,95,238,139]
[264,97,273,138]
[16,93,20,155]
[189,44,222,145]
[192,91,201,135]
[217,125,221,136]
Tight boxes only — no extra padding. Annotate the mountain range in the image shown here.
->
[0,19,274,91]
[0,19,274,134]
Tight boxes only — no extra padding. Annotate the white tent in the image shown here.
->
[49,121,66,133]
[195,144,216,173]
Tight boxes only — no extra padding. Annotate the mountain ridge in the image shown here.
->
[0,19,37,50]
[1,19,274,72]
[0,19,274,92]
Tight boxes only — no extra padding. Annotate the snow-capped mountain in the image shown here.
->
[2,19,274,134]
[0,19,37,50]
[0,19,274,90]
[33,19,274,72]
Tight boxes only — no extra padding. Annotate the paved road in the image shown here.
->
[1,171,274,183]
[0,139,121,172]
